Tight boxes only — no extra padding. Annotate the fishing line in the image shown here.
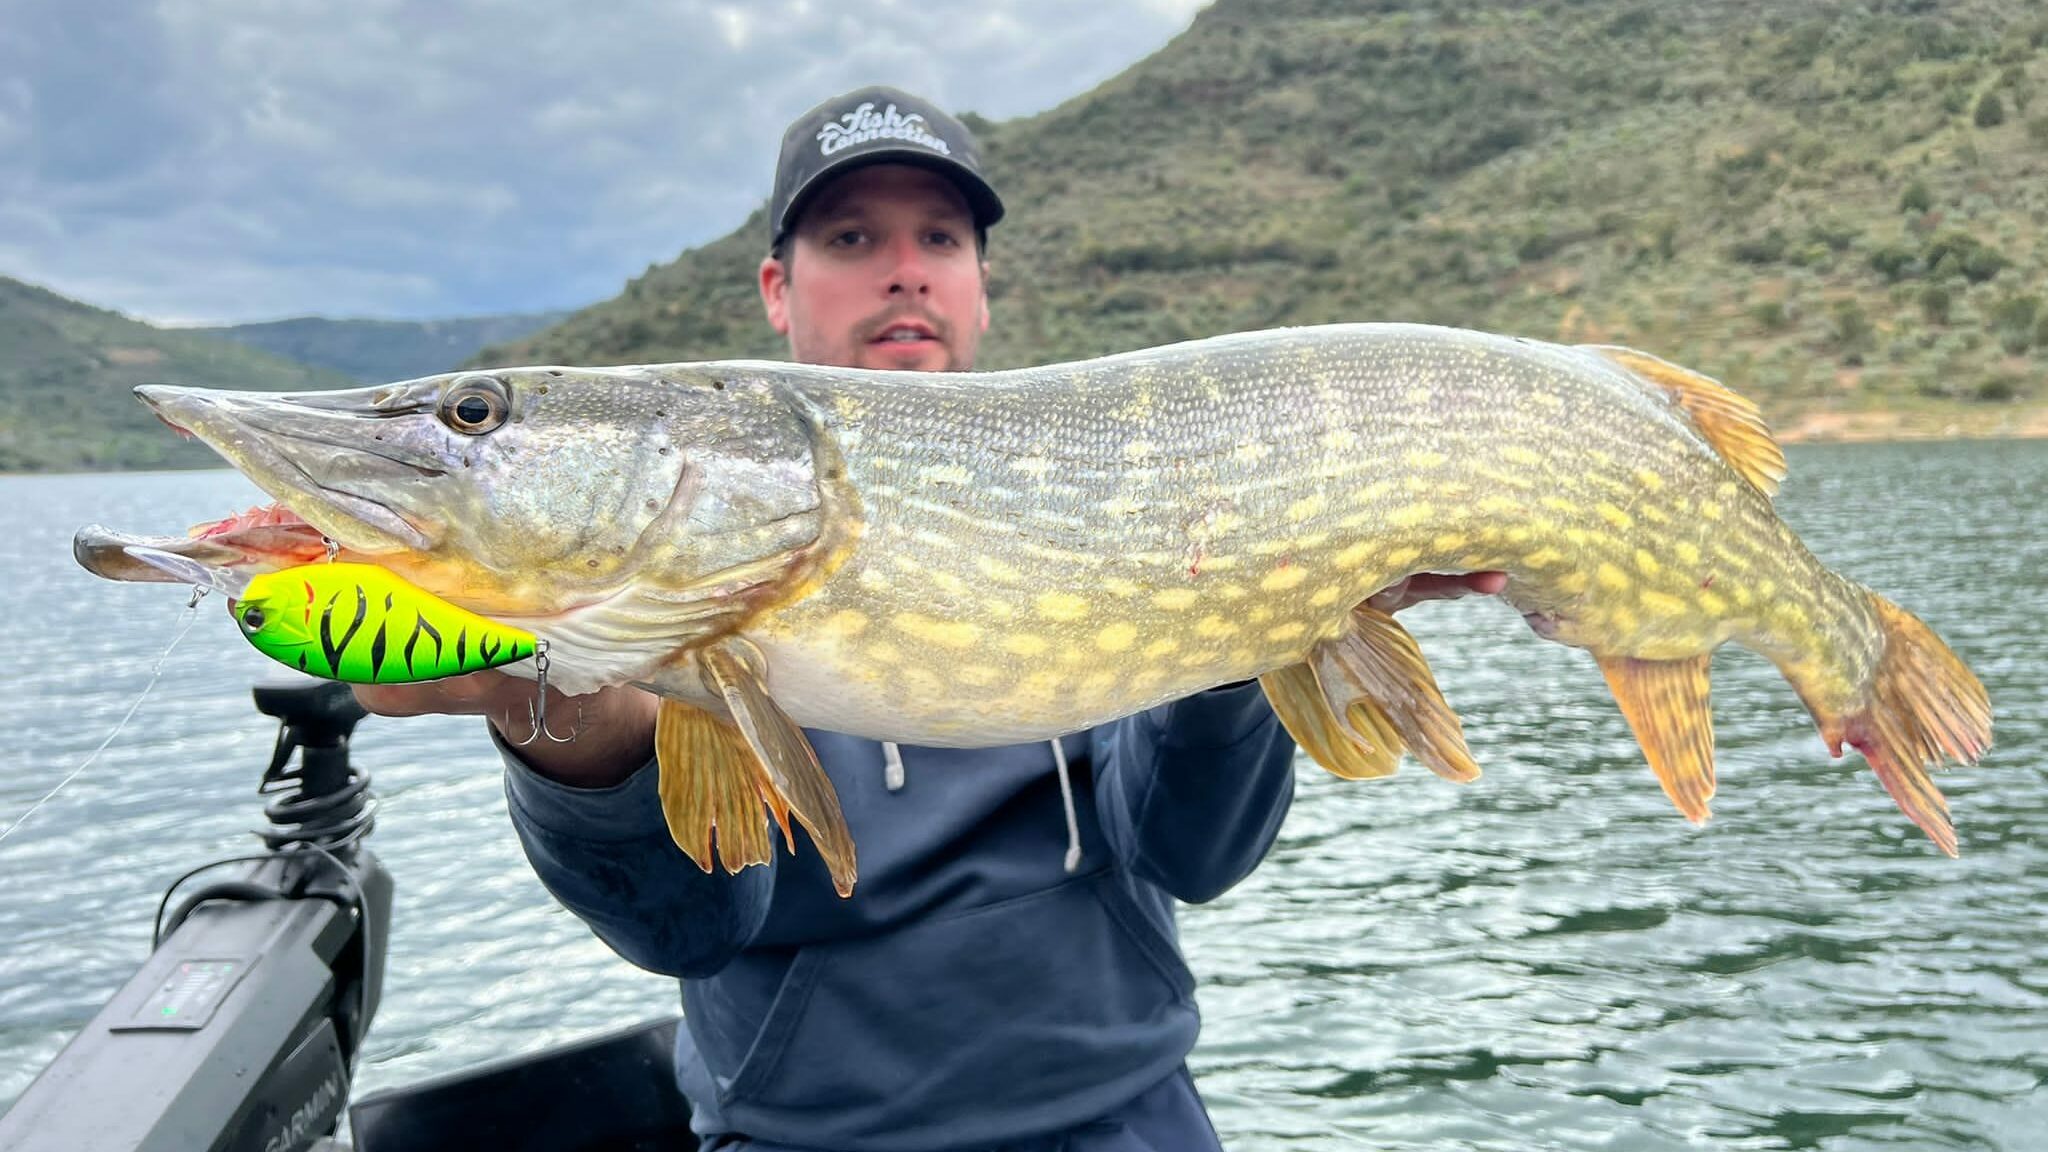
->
[0,590,210,848]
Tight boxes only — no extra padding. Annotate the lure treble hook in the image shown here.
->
[514,640,579,745]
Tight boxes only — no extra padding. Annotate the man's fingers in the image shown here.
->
[1367,571,1508,612]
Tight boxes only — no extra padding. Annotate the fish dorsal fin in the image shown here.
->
[1583,345,1787,499]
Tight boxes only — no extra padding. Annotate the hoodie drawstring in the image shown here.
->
[878,738,1081,873]
[1051,738,1082,874]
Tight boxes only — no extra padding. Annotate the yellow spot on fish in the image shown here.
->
[1004,633,1050,657]
[1641,590,1689,617]
[1433,532,1468,552]
[1405,450,1448,470]
[1035,591,1090,622]
[1700,502,1723,522]
[1507,525,1534,545]
[1386,545,1421,568]
[920,463,973,486]
[1524,547,1564,569]
[1123,439,1157,459]
[1335,541,1373,568]
[1406,386,1433,405]
[931,571,970,598]
[1232,441,1272,465]
[1607,604,1639,633]
[1310,584,1343,607]
[1352,480,1394,503]
[1389,504,1434,528]
[894,613,980,650]
[821,610,870,639]
[1698,590,1728,615]
[1540,495,1576,516]
[1675,541,1702,566]
[1285,495,1326,523]
[982,598,1016,621]
[1503,445,1542,467]
[1144,637,1180,659]
[1558,570,1591,595]
[1716,482,1740,502]
[1079,670,1119,695]
[1261,567,1309,592]
[1564,528,1594,548]
[1634,549,1661,578]
[1196,614,1239,638]
[975,555,1021,583]
[1478,495,1522,515]
[868,641,902,665]
[1321,428,1359,452]
[1216,582,1249,600]
[1266,622,1306,644]
[1641,505,1671,525]
[1597,503,1634,531]
[891,555,924,575]
[1295,531,1330,549]
[1597,563,1631,592]
[1095,623,1138,652]
[1131,667,1166,691]
[858,567,891,591]
[1153,588,1199,611]
[1248,605,1274,625]
[957,665,1002,688]
[1103,577,1140,598]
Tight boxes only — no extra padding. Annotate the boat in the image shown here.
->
[0,681,698,1152]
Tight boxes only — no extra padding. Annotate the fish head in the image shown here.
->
[130,364,854,637]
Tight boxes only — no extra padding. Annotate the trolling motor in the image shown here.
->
[0,681,393,1152]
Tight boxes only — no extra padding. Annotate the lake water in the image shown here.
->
[1,443,2042,1150]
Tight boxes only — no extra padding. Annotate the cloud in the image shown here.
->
[0,0,1209,323]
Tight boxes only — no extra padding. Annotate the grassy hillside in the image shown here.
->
[197,311,569,384]
[482,0,2048,441]
[0,277,355,472]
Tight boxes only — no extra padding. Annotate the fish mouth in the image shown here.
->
[135,383,439,556]
[74,504,343,587]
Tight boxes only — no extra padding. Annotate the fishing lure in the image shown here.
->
[230,562,537,684]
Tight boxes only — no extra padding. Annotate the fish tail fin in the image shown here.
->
[1807,592,1992,857]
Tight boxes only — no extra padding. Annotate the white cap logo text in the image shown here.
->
[817,102,952,157]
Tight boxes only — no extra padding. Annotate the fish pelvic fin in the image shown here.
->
[1260,663,1402,780]
[1260,605,1481,783]
[1596,652,1717,824]
[1817,593,1992,858]
[1582,344,1788,498]
[699,642,859,896]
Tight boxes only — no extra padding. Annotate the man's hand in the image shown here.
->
[354,673,660,789]
[1367,571,1508,613]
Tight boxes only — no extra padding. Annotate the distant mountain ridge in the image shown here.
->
[0,276,357,472]
[480,0,2048,441]
[197,311,570,384]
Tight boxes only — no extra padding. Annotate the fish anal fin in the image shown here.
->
[1259,663,1403,780]
[699,642,859,897]
[1815,593,1991,858]
[1583,344,1787,498]
[1595,652,1717,824]
[654,698,776,878]
[1318,606,1482,783]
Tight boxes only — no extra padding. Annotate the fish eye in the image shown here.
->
[439,376,510,435]
[239,605,266,632]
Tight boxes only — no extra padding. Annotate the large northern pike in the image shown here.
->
[77,323,1993,896]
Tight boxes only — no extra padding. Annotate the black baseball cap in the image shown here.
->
[767,85,1005,248]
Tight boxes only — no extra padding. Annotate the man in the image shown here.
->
[358,85,1501,1151]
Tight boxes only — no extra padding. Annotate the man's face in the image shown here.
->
[759,164,990,372]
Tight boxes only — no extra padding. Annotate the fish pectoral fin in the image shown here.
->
[1582,344,1787,498]
[1259,662,1404,780]
[698,642,859,897]
[1318,605,1481,783]
[1595,652,1717,824]
[654,697,780,881]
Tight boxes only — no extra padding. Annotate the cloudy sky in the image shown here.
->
[0,0,1208,325]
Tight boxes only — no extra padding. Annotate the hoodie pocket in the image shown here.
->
[708,874,1197,1149]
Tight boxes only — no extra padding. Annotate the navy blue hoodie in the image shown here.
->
[502,682,1296,1151]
